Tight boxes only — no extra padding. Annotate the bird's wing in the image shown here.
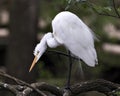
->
[52,12,98,66]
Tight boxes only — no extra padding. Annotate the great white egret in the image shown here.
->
[29,11,98,88]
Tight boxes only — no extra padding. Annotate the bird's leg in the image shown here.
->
[66,51,72,90]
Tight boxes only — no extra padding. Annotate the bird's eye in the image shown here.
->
[37,51,39,55]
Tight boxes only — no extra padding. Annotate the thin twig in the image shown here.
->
[65,0,72,10]
[47,50,80,60]
[112,0,120,18]
[87,1,120,19]
[65,0,78,11]
[97,12,120,19]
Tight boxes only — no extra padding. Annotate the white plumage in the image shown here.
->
[29,11,98,72]
[52,11,98,67]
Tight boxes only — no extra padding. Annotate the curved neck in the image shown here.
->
[34,32,60,62]
[39,32,60,53]
[44,33,60,48]
[39,33,53,52]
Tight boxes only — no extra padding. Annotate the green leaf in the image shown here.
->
[115,91,120,95]
[103,7,112,11]
[117,7,120,13]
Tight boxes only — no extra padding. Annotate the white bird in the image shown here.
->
[29,11,98,84]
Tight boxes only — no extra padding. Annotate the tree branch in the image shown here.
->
[23,82,63,96]
[70,79,120,96]
[0,71,46,96]
[0,82,18,95]
[0,72,120,96]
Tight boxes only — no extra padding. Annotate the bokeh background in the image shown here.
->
[0,0,120,95]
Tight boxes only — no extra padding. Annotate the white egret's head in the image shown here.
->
[29,32,60,72]
[29,40,47,72]
[34,43,47,62]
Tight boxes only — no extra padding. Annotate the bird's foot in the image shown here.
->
[63,87,72,96]
[64,86,73,93]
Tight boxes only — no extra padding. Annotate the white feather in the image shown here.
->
[52,11,98,66]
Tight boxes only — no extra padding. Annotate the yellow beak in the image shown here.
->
[29,56,37,72]
[29,51,39,72]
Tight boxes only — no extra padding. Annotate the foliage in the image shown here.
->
[37,61,53,78]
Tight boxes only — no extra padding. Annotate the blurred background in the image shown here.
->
[0,0,120,93]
